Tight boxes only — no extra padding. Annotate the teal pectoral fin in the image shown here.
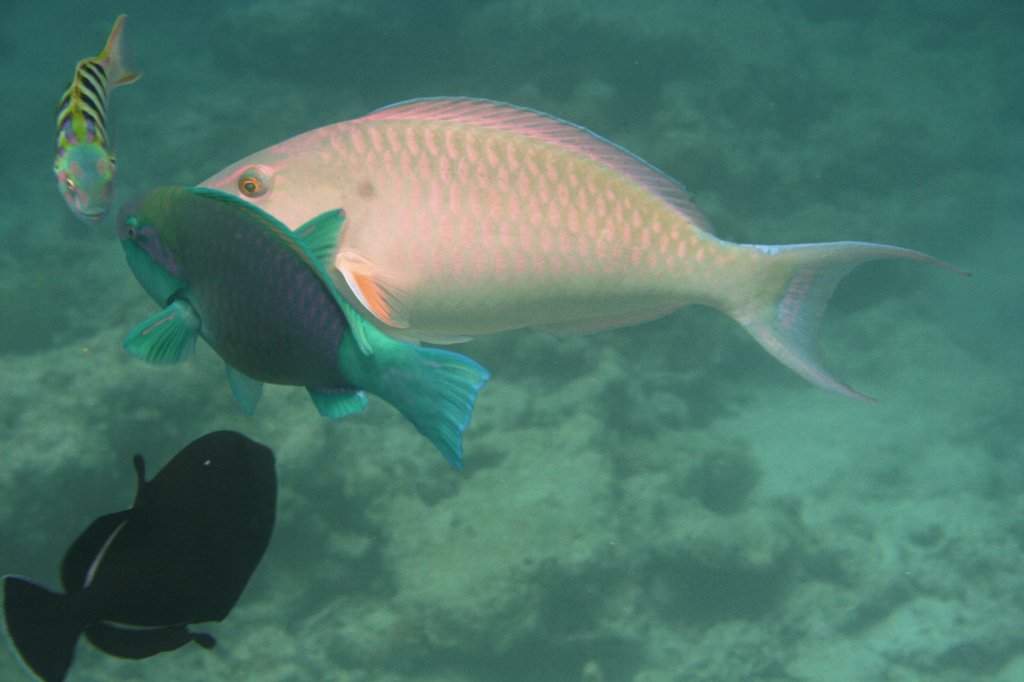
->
[3,575,81,682]
[337,327,489,469]
[225,364,264,415]
[736,241,967,401]
[123,300,199,364]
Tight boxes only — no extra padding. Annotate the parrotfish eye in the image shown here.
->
[237,166,271,198]
[124,216,140,239]
[64,176,77,191]
[239,177,261,196]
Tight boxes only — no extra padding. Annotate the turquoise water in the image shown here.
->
[1,2,1021,680]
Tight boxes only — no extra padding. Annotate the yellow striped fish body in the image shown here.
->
[54,14,139,224]
[202,98,961,400]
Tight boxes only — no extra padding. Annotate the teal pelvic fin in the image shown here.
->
[225,364,264,415]
[307,387,368,419]
[337,314,489,469]
[124,300,199,364]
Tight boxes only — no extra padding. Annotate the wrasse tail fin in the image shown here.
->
[3,576,81,682]
[101,15,141,87]
[735,242,967,401]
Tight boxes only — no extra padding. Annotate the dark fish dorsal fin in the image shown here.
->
[60,510,131,592]
[364,97,713,233]
[61,455,143,592]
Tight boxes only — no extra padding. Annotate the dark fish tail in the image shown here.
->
[2,576,82,682]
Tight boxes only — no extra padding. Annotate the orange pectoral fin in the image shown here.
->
[336,250,409,329]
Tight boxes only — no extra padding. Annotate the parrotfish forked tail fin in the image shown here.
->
[3,576,81,682]
[733,241,968,402]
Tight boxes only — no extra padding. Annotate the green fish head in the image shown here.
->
[54,143,115,224]
[118,188,189,305]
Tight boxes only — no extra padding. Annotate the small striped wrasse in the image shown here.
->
[201,98,966,401]
[54,14,140,224]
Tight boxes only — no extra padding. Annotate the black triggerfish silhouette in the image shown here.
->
[2,430,276,682]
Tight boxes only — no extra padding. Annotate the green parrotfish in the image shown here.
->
[202,97,965,400]
[117,186,488,468]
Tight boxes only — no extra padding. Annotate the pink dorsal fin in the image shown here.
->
[364,97,713,233]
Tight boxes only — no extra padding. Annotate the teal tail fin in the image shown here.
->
[338,333,489,469]
[734,241,966,401]
[3,576,81,682]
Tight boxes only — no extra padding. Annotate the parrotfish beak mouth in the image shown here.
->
[116,196,144,239]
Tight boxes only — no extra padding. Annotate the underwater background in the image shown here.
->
[1,1,1021,680]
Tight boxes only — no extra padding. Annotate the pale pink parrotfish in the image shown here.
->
[201,98,965,400]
